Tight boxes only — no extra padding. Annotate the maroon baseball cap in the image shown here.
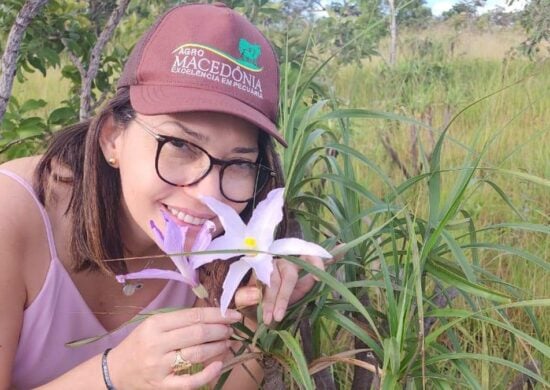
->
[117,3,286,147]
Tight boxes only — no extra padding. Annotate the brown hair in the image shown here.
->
[34,88,288,276]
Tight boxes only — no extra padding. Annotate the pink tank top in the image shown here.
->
[0,169,196,389]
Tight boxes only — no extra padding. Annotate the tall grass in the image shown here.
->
[254,25,549,388]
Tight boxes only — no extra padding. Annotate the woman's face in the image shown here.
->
[107,111,260,254]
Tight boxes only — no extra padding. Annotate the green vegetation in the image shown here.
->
[1,0,548,388]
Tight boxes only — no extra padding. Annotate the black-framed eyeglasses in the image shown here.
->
[132,117,276,203]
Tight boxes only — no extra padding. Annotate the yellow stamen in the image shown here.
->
[243,236,257,249]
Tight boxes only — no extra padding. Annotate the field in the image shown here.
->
[328,26,549,386]
[6,21,550,388]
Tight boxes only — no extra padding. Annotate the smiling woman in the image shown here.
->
[0,3,325,390]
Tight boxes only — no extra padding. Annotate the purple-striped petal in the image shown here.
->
[191,220,216,252]
[269,238,332,258]
[164,217,188,255]
[150,220,164,244]
[170,256,199,287]
[220,260,251,317]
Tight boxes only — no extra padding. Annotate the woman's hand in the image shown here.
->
[108,307,242,389]
[234,255,324,324]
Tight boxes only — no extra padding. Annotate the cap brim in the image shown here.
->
[130,85,287,147]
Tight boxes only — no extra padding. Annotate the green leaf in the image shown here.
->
[276,330,314,390]
[27,54,46,76]
[426,259,511,303]
[461,243,550,272]
[283,255,383,344]
[483,168,550,188]
[19,99,47,114]
[422,353,548,386]
[48,107,75,126]
[477,222,550,235]
[17,117,46,137]
[321,306,383,358]
[441,230,476,282]
[425,299,550,346]
[480,179,525,221]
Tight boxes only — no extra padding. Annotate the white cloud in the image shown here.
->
[479,0,528,13]
[431,1,455,16]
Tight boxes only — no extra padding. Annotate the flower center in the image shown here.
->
[243,236,257,249]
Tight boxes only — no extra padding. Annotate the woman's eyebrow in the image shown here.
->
[165,121,259,154]
[165,121,209,142]
[232,146,259,154]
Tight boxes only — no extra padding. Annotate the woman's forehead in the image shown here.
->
[139,111,260,146]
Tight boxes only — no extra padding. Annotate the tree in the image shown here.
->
[397,0,432,28]
[0,0,48,124]
[518,0,550,58]
[442,0,486,19]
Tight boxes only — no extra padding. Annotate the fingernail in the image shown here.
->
[228,310,242,320]
[263,310,272,325]
[249,288,261,302]
[274,309,285,321]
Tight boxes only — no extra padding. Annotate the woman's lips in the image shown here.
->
[163,204,214,226]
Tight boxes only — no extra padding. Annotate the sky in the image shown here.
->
[426,0,528,16]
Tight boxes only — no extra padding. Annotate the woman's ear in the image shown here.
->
[99,115,124,167]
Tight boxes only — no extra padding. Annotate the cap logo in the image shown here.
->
[170,40,264,99]
[238,39,261,69]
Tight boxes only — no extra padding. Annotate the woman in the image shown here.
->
[0,4,324,389]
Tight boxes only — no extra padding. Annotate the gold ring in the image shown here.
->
[172,350,193,376]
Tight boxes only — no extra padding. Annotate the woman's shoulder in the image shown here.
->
[0,154,43,181]
[0,155,45,229]
[0,155,51,265]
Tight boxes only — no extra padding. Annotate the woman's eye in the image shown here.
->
[169,138,187,149]
[232,161,257,172]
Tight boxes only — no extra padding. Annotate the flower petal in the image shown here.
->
[220,260,251,317]
[170,256,199,286]
[163,217,188,255]
[150,220,164,244]
[200,195,246,237]
[246,188,285,249]
[115,269,186,283]
[269,238,332,258]
[191,235,245,269]
[191,220,216,252]
[245,254,273,286]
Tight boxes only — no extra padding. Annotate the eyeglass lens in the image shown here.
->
[157,137,270,202]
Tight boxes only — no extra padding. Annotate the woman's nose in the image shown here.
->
[187,165,224,200]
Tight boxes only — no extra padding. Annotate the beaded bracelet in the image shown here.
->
[101,348,117,390]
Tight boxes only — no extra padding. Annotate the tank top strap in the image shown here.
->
[0,168,58,260]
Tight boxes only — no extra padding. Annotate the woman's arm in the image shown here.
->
[0,173,41,389]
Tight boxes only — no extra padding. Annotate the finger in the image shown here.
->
[161,324,233,351]
[153,307,242,332]
[301,255,325,281]
[332,242,349,262]
[272,261,299,322]
[164,361,223,389]
[262,266,281,325]
[160,340,231,368]
[234,286,262,308]
[288,274,316,305]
